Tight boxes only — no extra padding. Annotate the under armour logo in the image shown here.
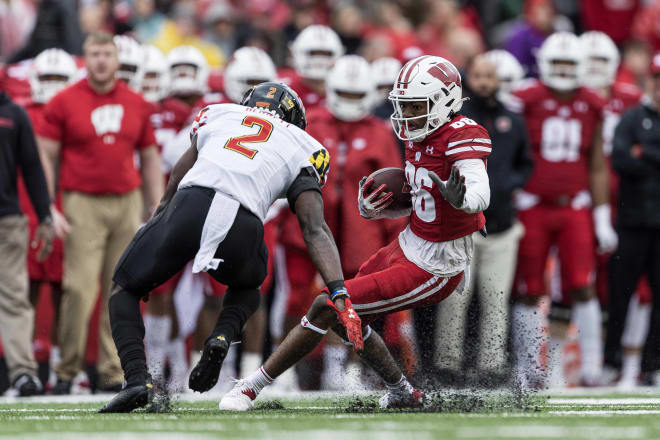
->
[426,146,434,154]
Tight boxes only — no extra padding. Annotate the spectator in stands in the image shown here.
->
[435,54,532,386]
[617,40,654,89]
[37,32,163,394]
[631,0,660,52]
[366,1,422,62]
[581,0,640,46]
[605,53,660,386]
[0,89,56,396]
[332,3,365,55]
[132,0,169,44]
[505,0,555,78]
[417,0,485,69]
[203,2,238,58]
[8,0,83,62]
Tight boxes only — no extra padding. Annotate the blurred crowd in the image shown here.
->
[0,0,659,397]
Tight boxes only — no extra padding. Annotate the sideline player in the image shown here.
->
[220,55,492,411]
[99,82,360,413]
[509,32,616,387]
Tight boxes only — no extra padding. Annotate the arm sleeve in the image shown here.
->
[612,109,660,176]
[16,106,51,221]
[286,167,322,213]
[38,96,64,141]
[454,159,490,214]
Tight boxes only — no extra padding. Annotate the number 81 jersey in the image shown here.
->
[404,114,490,242]
[179,103,330,221]
[511,80,605,198]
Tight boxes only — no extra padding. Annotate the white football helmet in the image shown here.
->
[579,31,620,89]
[114,35,143,90]
[140,46,169,103]
[371,57,402,99]
[483,49,525,97]
[389,55,465,142]
[290,25,344,81]
[167,45,209,97]
[537,32,584,92]
[29,48,77,104]
[326,55,376,122]
[224,46,277,104]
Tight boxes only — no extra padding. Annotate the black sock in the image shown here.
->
[208,288,260,344]
[109,289,148,386]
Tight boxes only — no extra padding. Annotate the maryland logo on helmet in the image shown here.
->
[309,149,330,185]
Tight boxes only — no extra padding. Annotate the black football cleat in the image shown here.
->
[99,380,154,413]
[188,335,230,393]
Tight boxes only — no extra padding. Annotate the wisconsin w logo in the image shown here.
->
[91,105,124,136]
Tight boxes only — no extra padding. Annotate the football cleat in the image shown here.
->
[188,335,230,393]
[378,387,425,409]
[218,379,257,411]
[98,379,154,413]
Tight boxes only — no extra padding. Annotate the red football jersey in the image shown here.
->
[278,69,324,110]
[306,107,405,276]
[38,79,156,195]
[404,114,490,242]
[512,80,605,198]
[0,60,33,107]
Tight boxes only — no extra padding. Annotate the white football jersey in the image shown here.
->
[179,104,329,221]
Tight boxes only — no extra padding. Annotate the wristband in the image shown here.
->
[327,280,349,300]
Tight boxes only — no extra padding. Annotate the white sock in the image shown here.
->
[512,303,546,387]
[572,298,602,381]
[621,352,642,383]
[622,295,651,347]
[144,315,171,380]
[385,374,414,394]
[245,366,273,394]
[166,338,188,393]
[240,352,263,379]
[321,345,348,390]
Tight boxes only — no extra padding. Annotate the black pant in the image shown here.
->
[113,186,268,295]
[605,226,660,372]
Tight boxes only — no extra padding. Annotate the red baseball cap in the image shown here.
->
[651,52,660,75]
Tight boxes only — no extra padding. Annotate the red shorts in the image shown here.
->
[284,246,318,317]
[516,205,595,298]
[348,239,463,325]
[26,219,63,283]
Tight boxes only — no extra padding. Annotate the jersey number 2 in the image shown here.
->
[224,115,273,159]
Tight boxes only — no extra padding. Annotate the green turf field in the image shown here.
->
[1,392,659,440]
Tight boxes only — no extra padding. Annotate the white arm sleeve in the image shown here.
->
[454,159,490,214]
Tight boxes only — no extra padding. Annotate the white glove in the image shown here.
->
[357,176,393,219]
[593,204,618,254]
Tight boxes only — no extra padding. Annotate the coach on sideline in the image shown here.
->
[37,32,163,394]
[434,54,532,386]
[604,54,660,385]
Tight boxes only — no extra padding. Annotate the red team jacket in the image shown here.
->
[404,114,489,242]
[306,107,406,276]
[512,80,606,199]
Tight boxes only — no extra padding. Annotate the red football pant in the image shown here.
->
[516,205,595,298]
[348,239,463,325]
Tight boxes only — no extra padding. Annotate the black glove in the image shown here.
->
[428,166,466,209]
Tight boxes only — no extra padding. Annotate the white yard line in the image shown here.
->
[457,425,646,439]
[549,410,660,416]
[547,398,660,405]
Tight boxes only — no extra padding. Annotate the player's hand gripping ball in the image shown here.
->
[358,168,412,218]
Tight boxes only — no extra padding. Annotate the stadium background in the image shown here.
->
[0,0,658,397]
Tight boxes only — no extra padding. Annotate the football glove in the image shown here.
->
[327,297,364,352]
[593,204,618,254]
[358,176,394,218]
[428,166,466,209]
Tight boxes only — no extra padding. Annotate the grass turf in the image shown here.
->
[0,392,659,440]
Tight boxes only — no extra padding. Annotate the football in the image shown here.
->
[367,167,412,212]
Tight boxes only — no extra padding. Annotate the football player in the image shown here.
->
[371,57,403,121]
[510,32,616,387]
[301,55,406,389]
[114,35,144,92]
[580,31,649,387]
[17,48,77,389]
[220,55,491,411]
[99,82,357,413]
[482,49,525,102]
